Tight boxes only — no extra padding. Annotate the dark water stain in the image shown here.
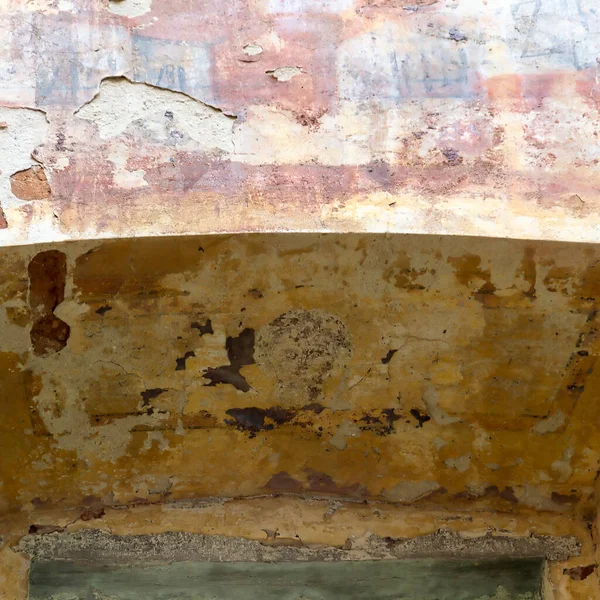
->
[175,351,195,371]
[191,319,213,335]
[551,491,579,505]
[203,328,255,391]
[224,406,295,437]
[381,349,398,364]
[140,388,167,407]
[359,409,402,435]
[410,408,431,428]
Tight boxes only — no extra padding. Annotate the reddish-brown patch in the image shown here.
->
[30,314,71,356]
[28,250,70,356]
[28,250,67,314]
[564,565,595,581]
[305,469,367,497]
[265,471,303,493]
[10,166,51,200]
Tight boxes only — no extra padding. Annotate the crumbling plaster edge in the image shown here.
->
[13,528,581,566]
[1,495,596,600]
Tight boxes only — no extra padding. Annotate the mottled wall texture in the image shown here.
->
[0,0,599,243]
[0,233,600,598]
[1,0,600,599]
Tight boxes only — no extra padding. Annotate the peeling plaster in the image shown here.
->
[108,0,153,18]
[266,66,303,82]
[75,78,235,153]
[0,107,49,229]
[0,233,596,517]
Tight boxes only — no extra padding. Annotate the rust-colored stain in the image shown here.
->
[10,167,51,201]
[28,250,70,356]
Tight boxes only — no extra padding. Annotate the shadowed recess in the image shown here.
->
[29,557,543,600]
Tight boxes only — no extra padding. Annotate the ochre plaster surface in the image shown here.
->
[1,232,600,597]
[2,233,600,516]
[1,1,600,597]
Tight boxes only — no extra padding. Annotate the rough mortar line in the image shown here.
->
[15,529,580,565]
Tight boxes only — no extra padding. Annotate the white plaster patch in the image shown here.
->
[108,147,148,189]
[444,453,471,473]
[243,44,263,56]
[422,383,461,426]
[330,419,361,451]
[515,484,564,512]
[108,0,153,18]
[533,410,566,434]
[234,105,347,165]
[551,447,574,483]
[75,78,235,154]
[267,66,302,82]
[31,353,168,463]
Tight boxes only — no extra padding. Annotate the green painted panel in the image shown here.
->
[30,558,542,600]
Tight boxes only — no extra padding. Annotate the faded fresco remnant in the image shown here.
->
[1,1,600,599]
[0,0,598,243]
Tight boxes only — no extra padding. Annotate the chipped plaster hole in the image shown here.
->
[203,328,255,392]
[30,314,71,357]
[243,44,263,56]
[266,66,302,82]
[0,205,7,229]
[28,250,70,356]
[10,166,51,200]
[28,250,66,314]
[448,28,467,42]
[108,0,152,18]
[564,565,595,581]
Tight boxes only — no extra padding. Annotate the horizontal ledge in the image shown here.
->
[15,528,581,566]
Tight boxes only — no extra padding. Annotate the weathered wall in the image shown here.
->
[2,1,600,598]
[0,498,598,599]
[2,233,600,518]
[0,0,599,244]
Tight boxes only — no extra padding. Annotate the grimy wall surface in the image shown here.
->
[2,1,600,599]
[0,0,599,244]
[0,233,599,599]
